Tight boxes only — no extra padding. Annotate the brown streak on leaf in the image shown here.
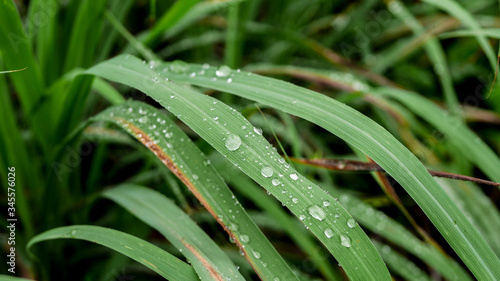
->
[117,118,256,278]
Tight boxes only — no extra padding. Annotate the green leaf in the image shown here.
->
[440,28,500,39]
[0,275,35,281]
[373,87,500,183]
[103,184,245,281]
[27,225,198,281]
[372,240,433,281]
[420,0,496,71]
[86,55,391,281]
[99,56,500,280]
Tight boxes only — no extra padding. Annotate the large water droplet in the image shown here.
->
[228,222,239,232]
[340,235,351,248]
[308,205,326,221]
[261,166,273,177]
[225,134,241,151]
[324,228,334,238]
[240,235,250,243]
[347,218,356,228]
[216,65,231,77]
[290,173,298,180]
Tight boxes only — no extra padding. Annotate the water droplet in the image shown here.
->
[227,78,233,83]
[252,250,261,259]
[261,166,273,177]
[216,65,231,77]
[138,116,148,123]
[347,218,356,228]
[189,72,196,78]
[71,230,77,237]
[225,134,242,151]
[240,235,250,243]
[272,179,280,186]
[170,60,189,73]
[290,173,298,180]
[253,127,263,135]
[192,174,199,180]
[308,205,326,221]
[228,222,239,232]
[323,200,331,207]
[340,235,351,248]
[292,198,299,204]
[324,228,334,238]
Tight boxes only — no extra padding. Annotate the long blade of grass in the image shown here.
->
[386,0,459,114]
[27,225,198,280]
[103,184,245,281]
[63,0,107,72]
[420,0,497,71]
[372,240,433,281]
[142,0,200,48]
[440,28,500,39]
[143,58,500,280]
[0,0,48,152]
[0,275,34,281]
[86,55,392,281]
[90,100,300,280]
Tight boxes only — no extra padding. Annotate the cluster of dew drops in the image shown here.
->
[222,122,357,249]
[138,60,358,250]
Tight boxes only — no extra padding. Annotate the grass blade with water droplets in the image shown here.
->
[27,225,198,280]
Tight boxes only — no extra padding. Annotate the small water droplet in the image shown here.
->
[323,200,331,207]
[227,78,232,83]
[253,127,263,135]
[170,60,189,73]
[252,250,261,259]
[192,174,199,180]
[324,228,334,238]
[347,218,356,228]
[290,173,298,180]
[272,179,280,186]
[216,65,231,77]
[71,230,77,237]
[292,198,299,203]
[261,166,273,177]
[225,134,242,151]
[308,205,326,221]
[138,116,148,123]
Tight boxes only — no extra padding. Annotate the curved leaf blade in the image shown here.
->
[27,225,198,281]
[103,184,244,281]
